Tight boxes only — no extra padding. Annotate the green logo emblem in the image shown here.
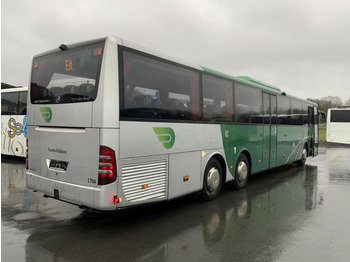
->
[40,107,52,123]
[153,127,175,149]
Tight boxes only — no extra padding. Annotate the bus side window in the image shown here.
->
[235,84,262,124]
[18,91,27,115]
[277,96,291,125]
[303,103,309,125]
[291,100,303,125]
[121,51,199,121]
[1,92,19,115]
[18,92,27,115]
[203,75,233,122]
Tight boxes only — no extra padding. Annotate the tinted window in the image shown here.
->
[302,103,309,125]
[263,94,277,124]
[330,110,350,122]
[18,92,27,115]
[121,51,200,120]
[291,99,303,125]
[203,75,233,122]
[31,42,104,104]
[1,92,18,115]
[263,93,270,124]
[235,84,262,123]
[277,96,291,124]
[314,107,319,124]
[271,96,277,124]
[308,107,314,126]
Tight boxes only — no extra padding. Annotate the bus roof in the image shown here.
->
[199,66,317,106]
[328,108,350,111]
[118,36,317,106]
[31,35,317,107]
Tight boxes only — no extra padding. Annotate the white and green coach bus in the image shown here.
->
[26,36,319,211]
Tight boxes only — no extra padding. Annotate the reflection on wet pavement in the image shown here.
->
[2,146,350,261]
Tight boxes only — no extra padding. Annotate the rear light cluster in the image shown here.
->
[26,139,29,170]
[98,146,117,185]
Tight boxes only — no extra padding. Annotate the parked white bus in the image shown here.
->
[26,36,319,211]
[1,87,28,157]
[326,108,350,144]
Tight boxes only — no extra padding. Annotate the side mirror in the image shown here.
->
[319,111,326,120]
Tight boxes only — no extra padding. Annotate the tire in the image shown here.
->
[201,158,223,201]
[297,146,307,166]
[232,154,250,190]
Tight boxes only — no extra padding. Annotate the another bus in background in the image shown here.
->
[1,87,28,157]
[327,108,350,144]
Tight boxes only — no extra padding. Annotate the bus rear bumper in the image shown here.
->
[26,171,118,211]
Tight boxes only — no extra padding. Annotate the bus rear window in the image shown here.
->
[330,110,350,122]
[31,42,104,104]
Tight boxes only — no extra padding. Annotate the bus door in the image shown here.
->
[263,93,277,170]
[308,106,318,157]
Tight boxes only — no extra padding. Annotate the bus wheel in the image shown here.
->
[297,146,307,166]
[232,154,250,190]
[201,158,223,201]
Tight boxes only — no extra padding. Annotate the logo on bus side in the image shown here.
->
[153,127,175,149]
[40,107,52,123]
[7,116,27,138]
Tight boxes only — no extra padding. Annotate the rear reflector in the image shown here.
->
[98,146,117,185]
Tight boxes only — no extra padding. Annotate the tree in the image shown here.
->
[307,96,343,114]
[345,98,350,107]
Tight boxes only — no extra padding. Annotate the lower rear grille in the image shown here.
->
[122,160,167,202]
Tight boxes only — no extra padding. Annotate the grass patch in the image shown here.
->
[319,123,326,141]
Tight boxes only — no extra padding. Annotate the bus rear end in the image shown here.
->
[327,108,350,144]
[26,37,121,210]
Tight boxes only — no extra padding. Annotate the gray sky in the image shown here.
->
[2,0,350,102]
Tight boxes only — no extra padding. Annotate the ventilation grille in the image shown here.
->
[122,160,167,202]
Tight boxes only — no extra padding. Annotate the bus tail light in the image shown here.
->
[26,139,29,170]
[113,195,119,204]
[98,146,117,185]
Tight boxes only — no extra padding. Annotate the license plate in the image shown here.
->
[49,160,68,171]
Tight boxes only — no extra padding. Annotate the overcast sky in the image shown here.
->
[2,0,350,102]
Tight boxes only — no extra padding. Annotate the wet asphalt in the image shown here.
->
[1,144,350,262]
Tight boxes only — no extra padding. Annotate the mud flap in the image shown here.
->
[54,189,59,199]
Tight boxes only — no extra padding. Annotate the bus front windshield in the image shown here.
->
[31,42,104,104]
